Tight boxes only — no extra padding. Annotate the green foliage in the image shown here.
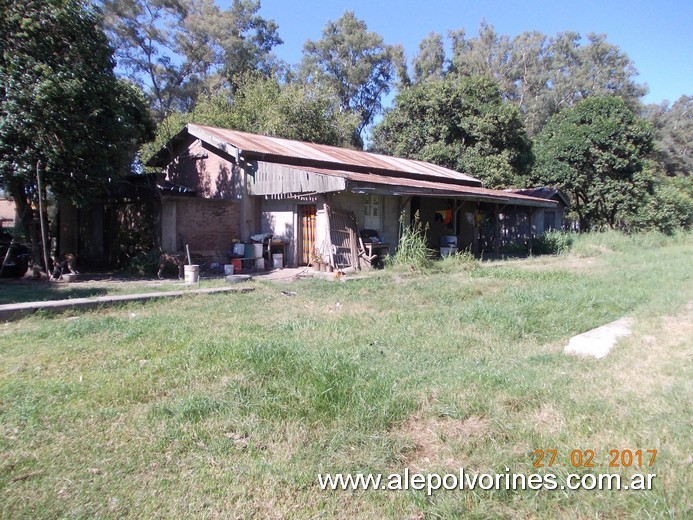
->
[532,96,655,230]
[531,230,575,255]
[102,0,283,120]
[413,23,647,136]
[124,250,166,276]
[387,211,435,270]
[142,74,359,163]
[300,11,403,145]
[412,32,446,83]
[628,176,693,234]
[0,0,155,201]
[371,75,533,187]
[643,96,692,177]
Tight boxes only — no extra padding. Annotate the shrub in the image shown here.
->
[124,250,173,277]
[531,230,575,255]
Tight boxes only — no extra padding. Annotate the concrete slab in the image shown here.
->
[0,286,254,322]
[564,317,634,359]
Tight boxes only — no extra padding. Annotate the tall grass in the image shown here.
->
[386,211,435,270]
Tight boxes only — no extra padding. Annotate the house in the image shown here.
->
[509,188,570,233]
[141,124,559,269]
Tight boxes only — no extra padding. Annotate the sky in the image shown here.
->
[248,0,692,106]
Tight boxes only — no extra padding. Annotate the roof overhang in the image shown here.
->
[147,124,243,168]
[249,162,556,208]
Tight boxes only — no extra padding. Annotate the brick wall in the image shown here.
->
[174,198,241,262]
[165,136,239,200]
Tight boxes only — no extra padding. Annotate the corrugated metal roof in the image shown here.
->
[264,163,556,208]
[509,187,570,207]
[189,124,482,186]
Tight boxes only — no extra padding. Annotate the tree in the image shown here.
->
[422,23,647,135]
[144,73,359,162]
[532,96,655,230]
[643,95,691,177]
[300,11,402,147]
[0,0,155,265]
[371,75,533,188]
[412,32,446,83]
[101,0,282,120]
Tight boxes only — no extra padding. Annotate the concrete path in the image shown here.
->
[0,286,254,322]
[564,317,634,359]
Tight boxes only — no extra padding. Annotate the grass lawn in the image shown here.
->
[1,232,691,518]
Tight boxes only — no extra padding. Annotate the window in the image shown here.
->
[363,194,382,230]
[544,210,556,231]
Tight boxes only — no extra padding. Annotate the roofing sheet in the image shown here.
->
[260,163,556,208]
[190,124,481,186]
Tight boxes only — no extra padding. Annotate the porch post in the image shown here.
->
[527,208,535,256]
[494,204,500,255]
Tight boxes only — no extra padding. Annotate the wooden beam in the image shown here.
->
[494,204,500,255]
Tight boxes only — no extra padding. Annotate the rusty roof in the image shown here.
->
[261,163,556,208]
[150,124,483,187]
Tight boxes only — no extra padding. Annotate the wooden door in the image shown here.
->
[299,205,317,265]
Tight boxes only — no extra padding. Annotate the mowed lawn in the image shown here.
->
[1,232,691,518]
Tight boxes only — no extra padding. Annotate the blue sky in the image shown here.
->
[250,0,691,106]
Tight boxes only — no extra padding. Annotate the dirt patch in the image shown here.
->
[395,413,490,470]
[612,302,693,394]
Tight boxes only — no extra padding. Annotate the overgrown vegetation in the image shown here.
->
[1,232,691,517]
[531,229,575,255]
[386,211,435,270]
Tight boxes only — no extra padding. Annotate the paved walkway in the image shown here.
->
[564,317,634,359]
[0,286,254,322]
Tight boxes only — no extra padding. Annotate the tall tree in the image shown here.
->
[371,75,533,188]
[428,24,647,135]
[532,96,654,230]
[101,0,282,120]
[144,73,359,163]
[300,11,402,147]
[0,0,155,264]
[412,32,446,83]
[643,95,691,177]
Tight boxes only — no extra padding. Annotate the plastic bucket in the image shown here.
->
[245,243,263,258]
[224,264,234,275]
[440,247,457,257]
[231,258,242,272]
[272,253,283,269]
[441,235,458,248]
[255,258,265,270]
[184,264,200,283]
[232,243,245,256]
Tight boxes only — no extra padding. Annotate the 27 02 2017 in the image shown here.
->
[533,449,657,468]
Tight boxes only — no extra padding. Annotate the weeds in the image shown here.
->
[386,211,435,270]
[532,229,575,254]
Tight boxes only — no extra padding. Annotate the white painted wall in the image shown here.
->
[261,199,297,266]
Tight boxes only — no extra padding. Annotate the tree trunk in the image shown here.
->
[9,179,42,275]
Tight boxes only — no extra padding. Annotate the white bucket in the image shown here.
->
[184,264,200,283]
[224,264,234,275]
[440,247,457,257]
[272,253,283,269]
[255,258,265,270]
